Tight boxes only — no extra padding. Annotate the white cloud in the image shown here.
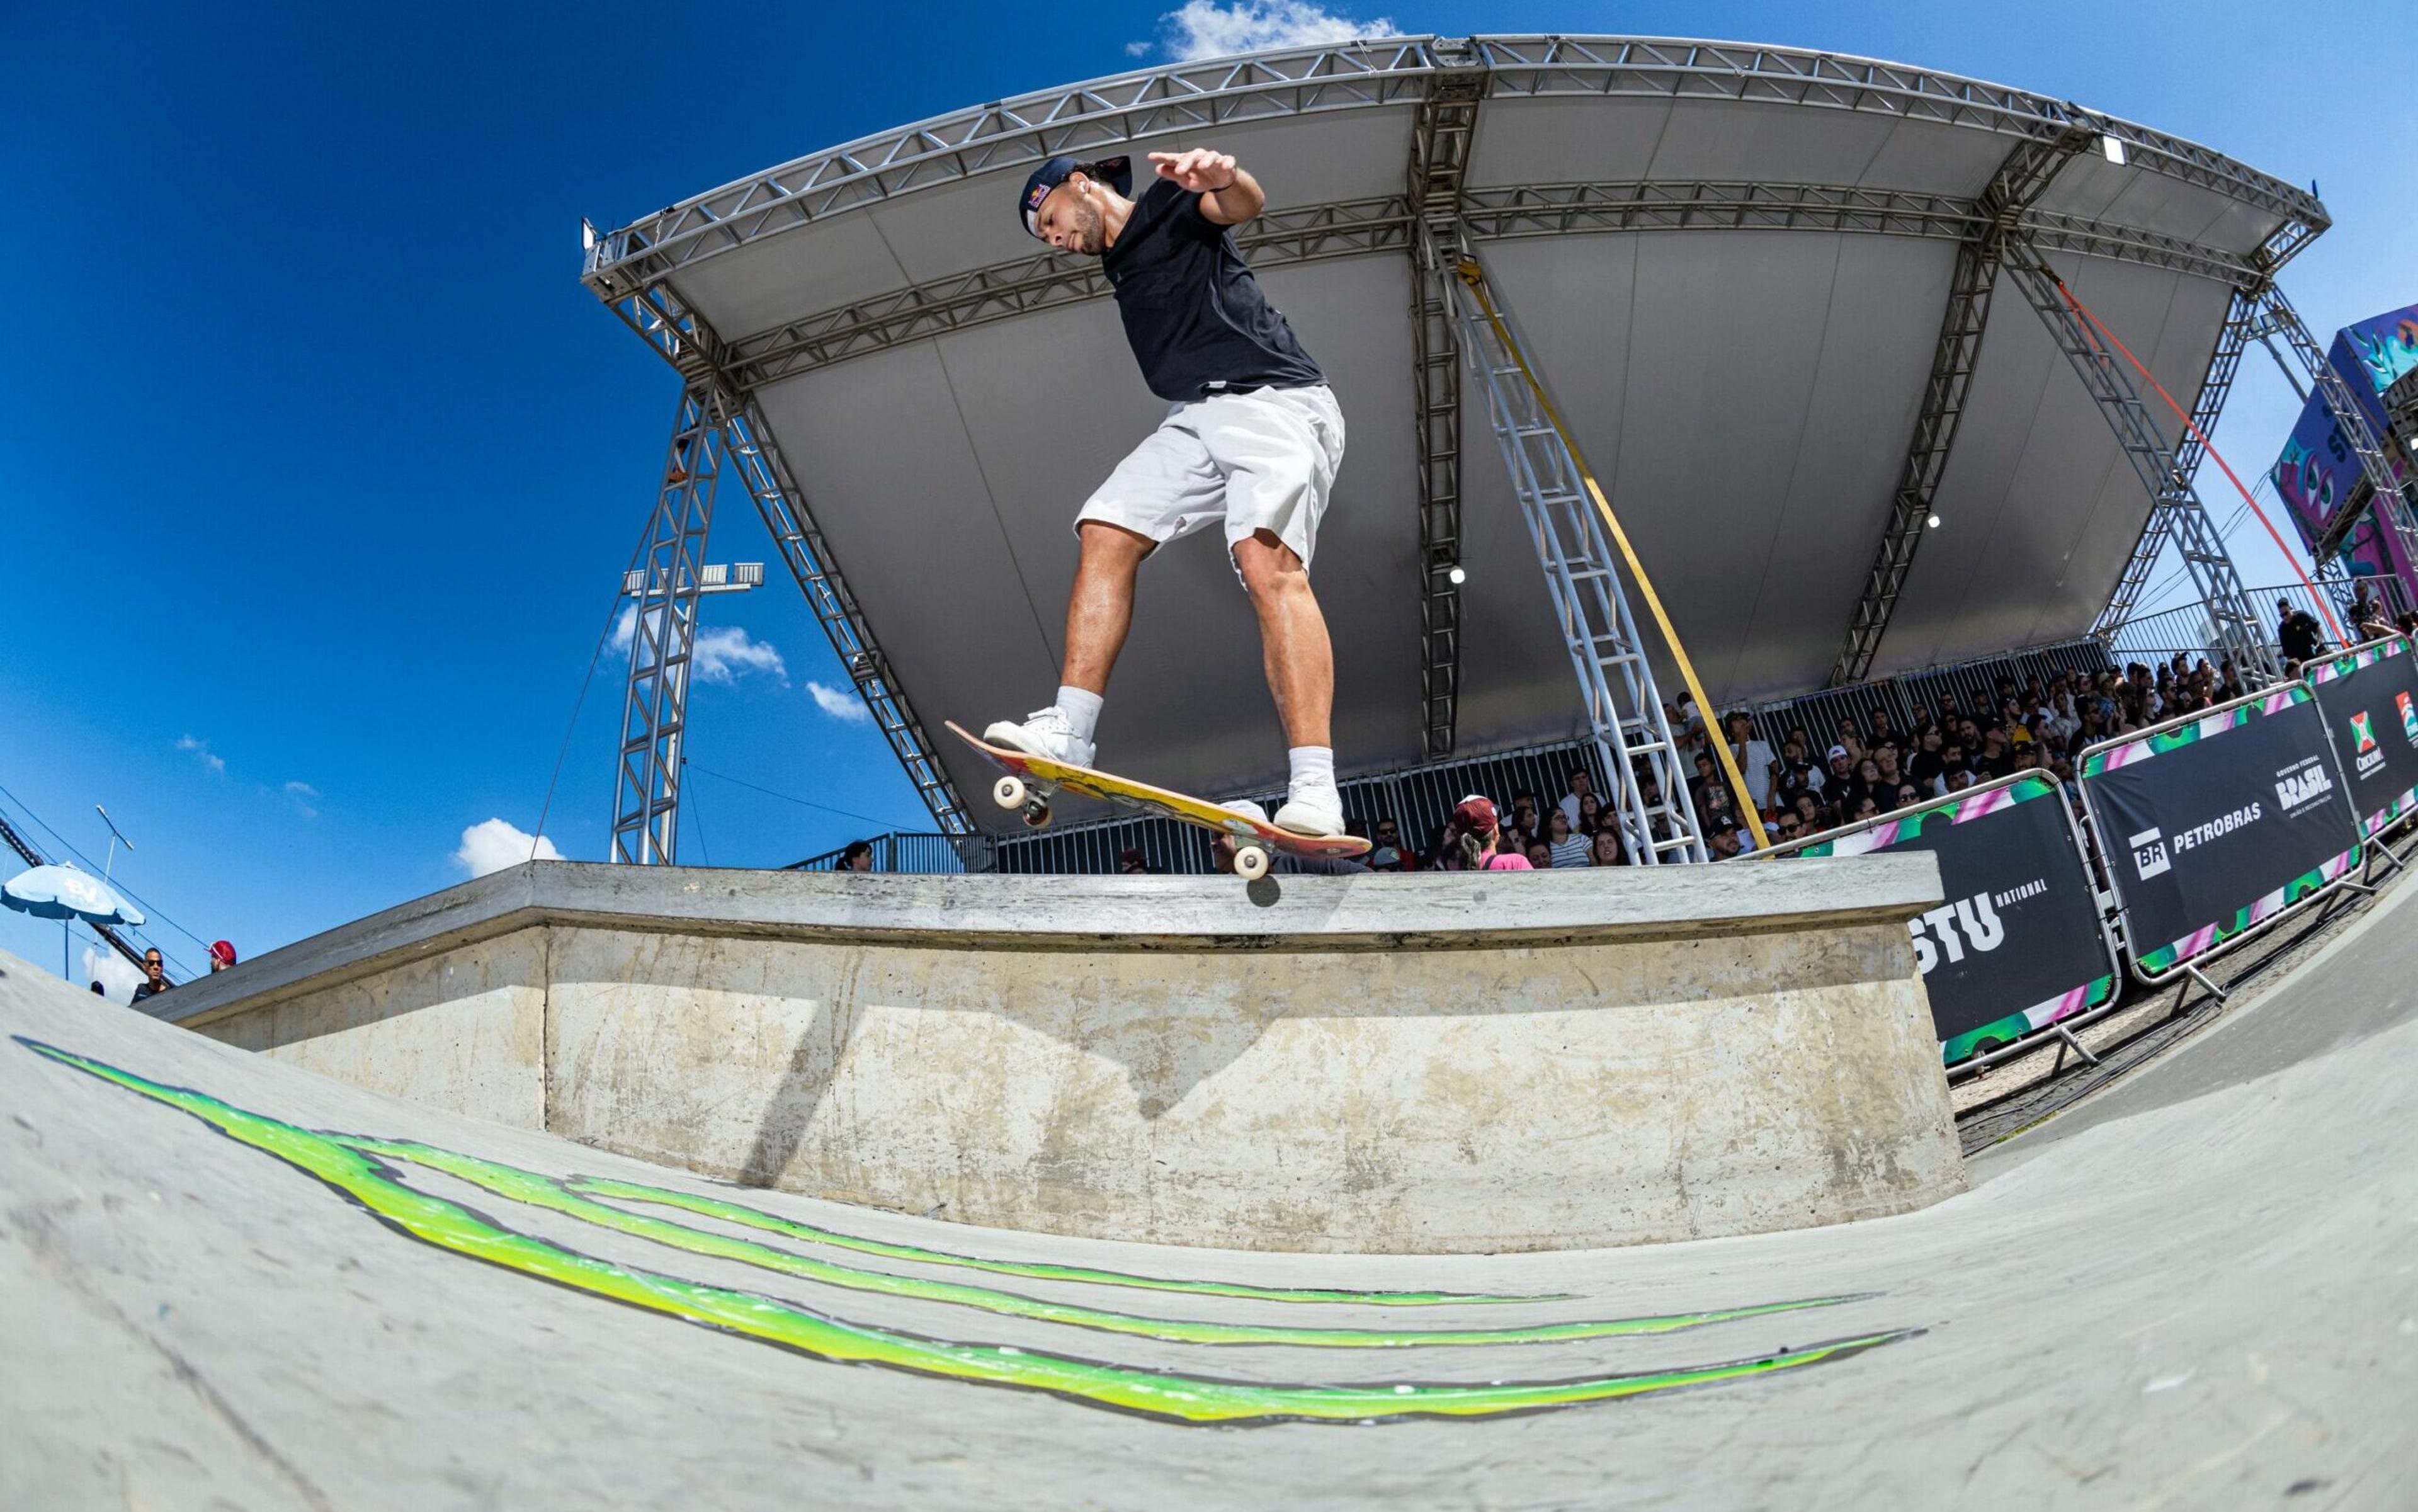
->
[82,944,145,1002]
[176,734,226,776]
[284,780,321,819]
[1147,0,1395,61]
[610,607,785,686]
[807,681,871,724]
[693,626,786,685]
[453,818,564,878]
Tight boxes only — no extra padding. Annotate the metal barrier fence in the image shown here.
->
[792,737,1617,875]
[985,737,1616,875]
[2104,577,2412,671]
[1744,638,2116,754]
[790,832,987,873]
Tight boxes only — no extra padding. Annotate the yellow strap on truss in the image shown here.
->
[1455,260,1771,854]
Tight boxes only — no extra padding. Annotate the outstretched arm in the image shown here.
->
[1148,148,1263,227]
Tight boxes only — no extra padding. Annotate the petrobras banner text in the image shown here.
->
[2305,636,2418,839]
[1776,775,2114,1066]
[2080,686,2362,979]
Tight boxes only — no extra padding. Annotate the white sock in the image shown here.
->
[1288,744,1335,795]
[1055,685,1103,743]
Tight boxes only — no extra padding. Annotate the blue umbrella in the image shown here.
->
[5,864,145,982]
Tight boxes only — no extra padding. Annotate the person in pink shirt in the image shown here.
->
[1450,795,1533,871]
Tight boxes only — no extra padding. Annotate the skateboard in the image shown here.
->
[946,722,1372,881]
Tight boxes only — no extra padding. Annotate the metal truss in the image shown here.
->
[584,37,2319,295]
[585,41,1437,292]
[722,198,1407,394]
[596,271,976,848]
[721,403,974,835]
[2251,285,2418,571]
[612,389,723,864]
[2002,238,2276,681]
[1406,42,1486,759]
[2094,288,2262,634]
[1446,248,1706,863]
[1831,130,2090,685]
[695,184,2257,392]
[1467,36,2322,232]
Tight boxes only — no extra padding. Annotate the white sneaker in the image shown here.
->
[1273,785,1346,838]
[982,707,1096,770]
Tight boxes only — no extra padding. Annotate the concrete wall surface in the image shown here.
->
[152,858,1961,1252]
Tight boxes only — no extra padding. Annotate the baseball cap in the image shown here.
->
[1018,155,1133,238]
[1827,744,1850,761]
[208,940,238,967]
[1370,845,1402,868]
[1452,795,1497,832]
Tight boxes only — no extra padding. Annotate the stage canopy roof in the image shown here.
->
[585,35,2326,833]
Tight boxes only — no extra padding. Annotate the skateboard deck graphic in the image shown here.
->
[946,722,1370,879]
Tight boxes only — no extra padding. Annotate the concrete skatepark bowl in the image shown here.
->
[4,852,2415,1506]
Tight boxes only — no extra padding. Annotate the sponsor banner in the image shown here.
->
[2080,686,2363,979]
[1773,775,2116,1066]
[2305,635,2418,839]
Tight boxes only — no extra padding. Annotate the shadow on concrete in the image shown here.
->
[735,997,865,1189]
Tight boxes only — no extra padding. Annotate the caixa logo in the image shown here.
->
[1906,892,2004,974]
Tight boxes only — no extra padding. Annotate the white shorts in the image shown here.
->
[1075,383,1345,585]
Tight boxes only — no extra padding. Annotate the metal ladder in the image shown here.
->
[1443,253,1708,863]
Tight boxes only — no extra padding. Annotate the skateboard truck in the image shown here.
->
[989,775,1053,829]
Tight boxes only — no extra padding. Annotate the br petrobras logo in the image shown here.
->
[2130,827,2172,880]
[2400,690,2417,744]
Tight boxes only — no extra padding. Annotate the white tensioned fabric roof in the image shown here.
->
[585,37,2324,831]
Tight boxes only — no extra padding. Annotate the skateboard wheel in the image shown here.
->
[992,775,1027,810]
[1233,844,1271,882]
[1022,800,1052,829]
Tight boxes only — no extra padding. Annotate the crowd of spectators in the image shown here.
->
[1019,594,2418,878]
[1323,650,2281,871]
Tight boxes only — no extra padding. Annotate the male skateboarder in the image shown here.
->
[982,146,1348,836]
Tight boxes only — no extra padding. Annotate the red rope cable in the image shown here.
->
[2049,276,2345,644]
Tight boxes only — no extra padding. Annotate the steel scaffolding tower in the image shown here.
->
[722,403,975,836]
[2092,288,2264,634]
[1405,43,1486,759]
[1831,130,2090,685]
[1445,251,1707,863]
[2002,240,2278,681]
[611,389,722,864]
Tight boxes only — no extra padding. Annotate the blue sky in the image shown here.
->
[4,0,2414,988]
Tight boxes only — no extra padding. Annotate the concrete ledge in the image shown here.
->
[160,857,1962,1253]
[150,858,1941,1028]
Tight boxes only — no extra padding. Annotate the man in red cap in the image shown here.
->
[208,940,238,972]
[985,145,1349,838]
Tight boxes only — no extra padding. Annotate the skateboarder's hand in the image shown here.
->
[1149,149,1239,193]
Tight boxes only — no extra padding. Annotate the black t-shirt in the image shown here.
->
[1102,179,1325,403]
